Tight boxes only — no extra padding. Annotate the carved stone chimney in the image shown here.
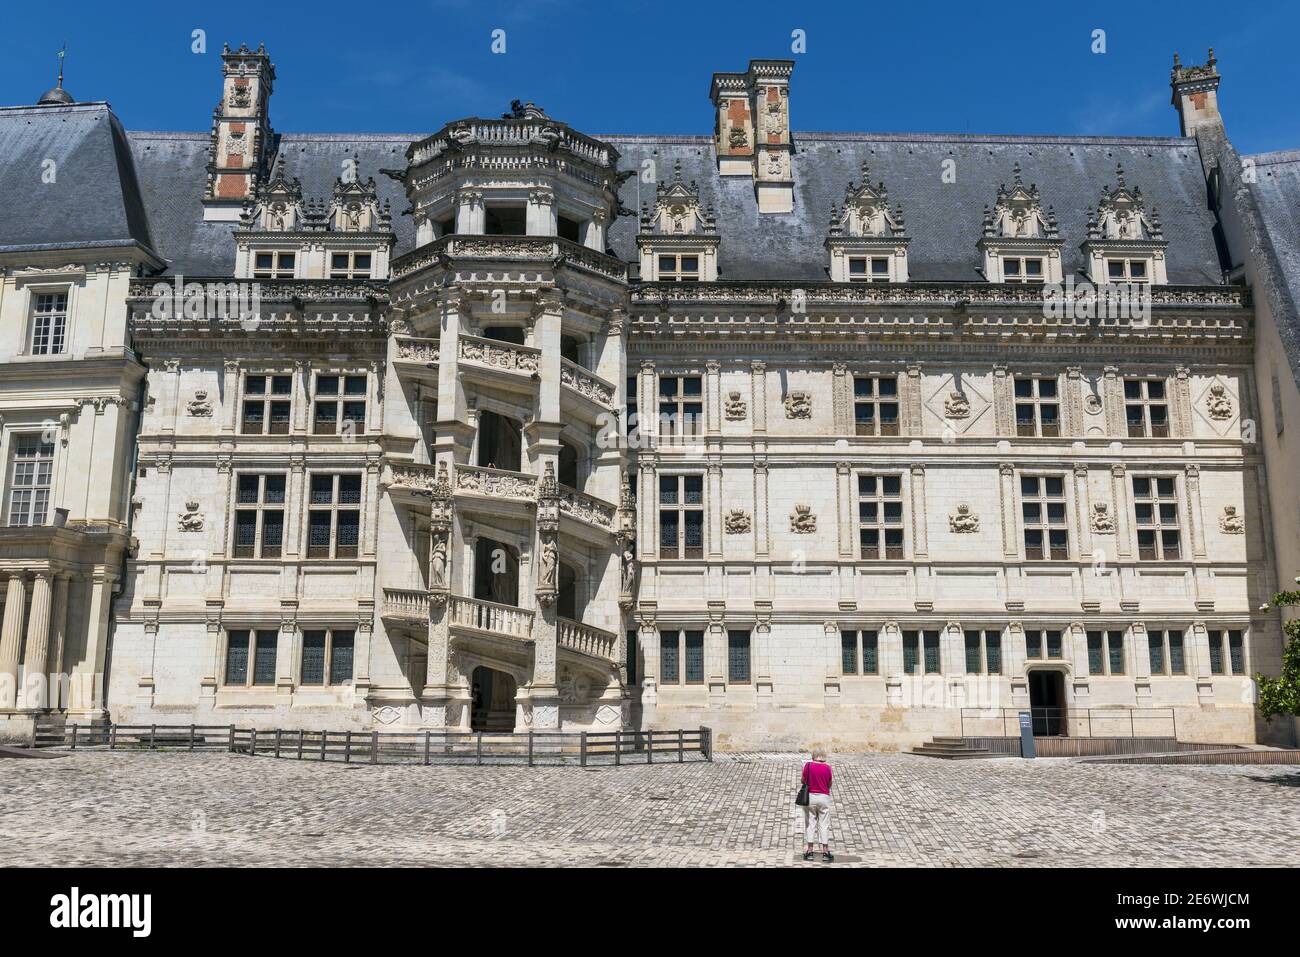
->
[709,59,795,213]
[1170,48,1222,136]
[203,43,277,221]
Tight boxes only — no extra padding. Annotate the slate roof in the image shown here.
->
[0,101,1230,285]
[1245,149,1300,375]
[0,102,157,258]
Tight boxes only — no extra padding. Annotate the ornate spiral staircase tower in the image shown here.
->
[380,103,634,732]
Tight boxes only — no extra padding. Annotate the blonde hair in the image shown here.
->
[811,748,828,762]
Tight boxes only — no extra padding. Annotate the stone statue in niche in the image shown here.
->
[539,535,558,589]
[949,504,979,533]
[1205,383,1234,420]
[725,509,752,534]
[621,544,637,594]
[187,390,213,417]
[790,505,817,533]
[429,533,448,588]
[1218,505,1245,534]
[1090,502,1116,534]
[784,391,811,419]
[944,390,971,419]
[177,501,205,532]
[725,391,747,420]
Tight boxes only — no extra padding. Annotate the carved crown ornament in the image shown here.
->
[948,504,980,533]
[1089,165,1164,243]
[640,161,717,236]
[982,164,1058,241]
[828,163,906,240]
[790,504,817,533]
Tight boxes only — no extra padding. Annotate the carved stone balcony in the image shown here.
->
[457,333,543,398]
[559,357,616,414]
[454,465,538,521]
[381,587,430,628]
[449,596,535,644]
[391,335,440,383]
[391,235,627,285]
[557,483,617,542]
[557,617,619,664]
[383,461,441,507]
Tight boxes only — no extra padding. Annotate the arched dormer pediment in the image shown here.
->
[977,163,1063,284]
[241,153,303,231]
[636,160,720,281]
[1081,164,1168,284]
[330,154,393,233]
[825,161,909,282]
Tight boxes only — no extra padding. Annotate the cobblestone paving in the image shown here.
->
[2,750,1298,867]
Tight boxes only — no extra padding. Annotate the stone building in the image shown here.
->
[0,45,1297,748]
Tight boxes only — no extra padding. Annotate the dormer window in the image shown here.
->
[826,162,909,283]
[253,251,296,279]
[978,165,1062,284]
[329,252,372,279]
[637,161,720,282]
[848,257,890,282]
[1002,257,1044,284]
[1082,165,1168,285]
[659,254,700,282]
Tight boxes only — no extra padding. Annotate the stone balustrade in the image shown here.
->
[557,617,619,663]
[381,587,429,624]
[449,596,535,640]
[557,483,616,530]
[393,336,440,363]
[458,333,541,374]
[455,464,538,500]
[559,357,616,408]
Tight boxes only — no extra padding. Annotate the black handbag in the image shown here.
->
[795,762,810,807]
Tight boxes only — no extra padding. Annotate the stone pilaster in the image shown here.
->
[20,572,53,710]
[0,575,28,710]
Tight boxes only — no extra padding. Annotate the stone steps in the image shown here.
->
[909,737,998,760]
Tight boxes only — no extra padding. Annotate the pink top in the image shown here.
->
[802,761,832,795]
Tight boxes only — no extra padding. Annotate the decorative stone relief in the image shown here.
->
[372,706,401,725]
[558,667,592,704]
[784,391,812,419]
[948,504,980,533]
[1084,392,1103,415]
[725,509,752,534]
[177,501,205,532]
[459,337,539,373]
[456,467,536,500]
[1205,383,1234,420]
[1090,502,1116,534]
[559,363,615,406]
[790,504,817,533]
[1218,505,1245,534]
[186,390,214,417]
[724,391,747,420]
[396,338,437,362]
[228,85,252,109]
[943,390,971,419]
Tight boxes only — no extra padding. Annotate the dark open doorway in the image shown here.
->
[470,667,517,731]
[474,537,519,607]
[1027,670,1066,736]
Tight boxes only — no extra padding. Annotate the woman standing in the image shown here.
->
[801,749,833,862]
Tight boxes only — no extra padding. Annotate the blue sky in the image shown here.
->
[2,0,1296,154]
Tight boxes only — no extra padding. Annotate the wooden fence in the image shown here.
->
[40,724,712,767]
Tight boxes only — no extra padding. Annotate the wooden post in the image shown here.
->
[250,728,258,756]
[476,732,483,766]
[344,730,352,764]
[678,729,684,763]
[580,731,588,768]
[424,731,431,766]
[614,730,621,767]
[274,729,282,758]
[371,730,379,765]
[227,726,235,752]
[646,730,653,764]
[70,724,77,750]
[150,724,157,750]
[109,724,117,751]
[527,730,534,767]
[297,729,304,760]
[319,731,327,761]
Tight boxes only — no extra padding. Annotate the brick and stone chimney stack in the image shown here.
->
[1170,48,1222,136]
[203,42,277,221]
[710,59,795,213]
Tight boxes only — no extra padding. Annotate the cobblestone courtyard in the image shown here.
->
[2,751,1298,867]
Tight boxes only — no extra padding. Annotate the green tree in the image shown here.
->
[1257,588,1300,719]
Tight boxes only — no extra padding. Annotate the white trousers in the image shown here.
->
[803,793,832,845]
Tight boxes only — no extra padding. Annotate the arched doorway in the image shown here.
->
[1027,670,1066,736]
[471,666,518,731]
[474,537,520,606]
[476,410,522,472]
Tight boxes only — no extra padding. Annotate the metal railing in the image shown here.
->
[959,707,1178,739]
[38,723,712,767]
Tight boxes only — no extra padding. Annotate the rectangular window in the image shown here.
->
[232,473,286,558]
[658,253,700,282]
[848,256,891,282]
[253,251,296,279]
[659,474,704,559]
[657,376,703,438]
[684,630,704,684]
[328,251,372,279]
[853,375,900,436]
[1208,629,1245,675]
[858,473,904,560]
[30,291,69,355]
[964,629,1003,675]
[242,373,293,434]
[841,629,880,674]
[727,630,751,684]
[1014,377,1060,437]
[1132,476,1180,561]
[313,373,367,435]
[661,630,680,684]
[1107,258,1149,283]
[1002,257,1044,284]
[5,435,55,526]
[1025,629,1064,659]
[903,629,941,675]
[300,628,355,685]
[307,474,362,559]
[1124,379,1169,438]
[1146,628,1186,676]
[1021,475,1069,560]
[1086,630,1125,675]
[224,629,278,687]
